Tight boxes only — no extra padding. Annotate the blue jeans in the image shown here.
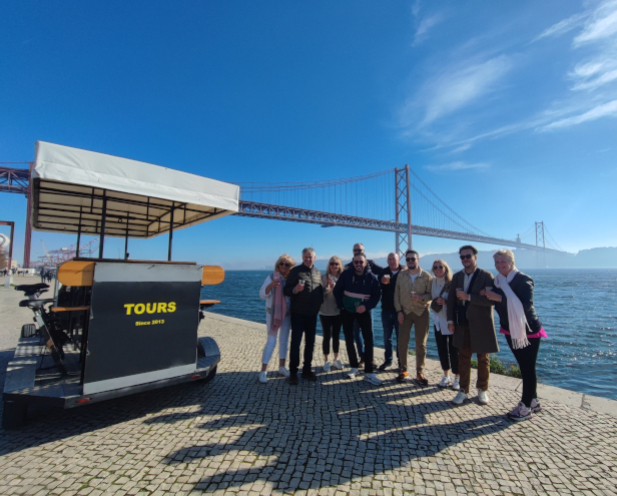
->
[381,309,400,364]
[353,320,364,361]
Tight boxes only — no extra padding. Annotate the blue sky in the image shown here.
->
[1,1,617,269]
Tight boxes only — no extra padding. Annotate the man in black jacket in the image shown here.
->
[378,252,404,371]
[334,253,382,386]
[344,243,383,365]
[284,247,324,385]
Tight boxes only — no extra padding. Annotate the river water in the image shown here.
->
[201,268,617,400]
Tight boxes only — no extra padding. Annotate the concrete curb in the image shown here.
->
[205,311,617,418]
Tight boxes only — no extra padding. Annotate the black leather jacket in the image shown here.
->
[493,272,542,333]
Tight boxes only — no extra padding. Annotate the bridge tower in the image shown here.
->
[535,221,546,268]
[395,165,412,257]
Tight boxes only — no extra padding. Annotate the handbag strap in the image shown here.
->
[438,283,448,298]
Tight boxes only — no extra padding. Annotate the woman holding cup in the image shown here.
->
[485,249,546,421]
[319,256,344,371]
[258,254,295,383]
[430,259,460,390]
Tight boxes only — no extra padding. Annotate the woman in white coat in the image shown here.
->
[259,254,295,383]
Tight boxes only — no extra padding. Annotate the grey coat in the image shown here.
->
[446,268,499,354]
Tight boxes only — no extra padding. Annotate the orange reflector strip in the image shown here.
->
[76,398,91,404]
[191,375,200,379]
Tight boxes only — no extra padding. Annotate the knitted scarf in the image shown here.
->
[270,272,287,336]
[494,269,530,349]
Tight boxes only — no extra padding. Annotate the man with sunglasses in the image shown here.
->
[284,247,324,385]
[344,243,383,366]
[344,243,383,274]
[333,252,382,386]
[394,249,433,385]
[447,245,498,405]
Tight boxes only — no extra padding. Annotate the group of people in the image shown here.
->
[39,267,55,283]
[258,242,546,422]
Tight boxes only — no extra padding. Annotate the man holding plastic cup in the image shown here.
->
[378,252,404,371]
[446,245,498,406]
[284,247,324,385]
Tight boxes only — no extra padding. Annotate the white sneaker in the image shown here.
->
[530,398,542,413]
[278,366,290,378]
[508,402,532,421]
[452,391,468,405]
[438,375,451,388]
[477,389,490,405]
[451,377,460,391]
[332,359,343,370]
[323,361,331,372]
[259,371,268,383]
[346,368,358,379]
[364,373,382,386]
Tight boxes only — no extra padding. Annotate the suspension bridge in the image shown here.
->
[1,162,564,267]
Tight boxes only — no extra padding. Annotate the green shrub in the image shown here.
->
[505,365,522,378]
[469,356,521,377]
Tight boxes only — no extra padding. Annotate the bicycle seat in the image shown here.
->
[19,299,55,311]
[15,283,49,296]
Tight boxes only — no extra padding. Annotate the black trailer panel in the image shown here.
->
[3,336,220,427]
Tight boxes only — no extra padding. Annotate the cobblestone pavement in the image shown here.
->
[1,282,616,495]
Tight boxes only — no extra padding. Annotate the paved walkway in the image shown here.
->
[1,278,616,495]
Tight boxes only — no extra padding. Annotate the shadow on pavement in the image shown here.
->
[152,370,514,492]
[0,366,513,493]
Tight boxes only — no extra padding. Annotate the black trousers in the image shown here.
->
[341,309,374,373]
[434,326,459,374]
[319,315,341,356]
[289,313,318,376]
[506,335,541,407]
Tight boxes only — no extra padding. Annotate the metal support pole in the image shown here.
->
[124,214,129,260]
[23,162,33,267]
[98,192,107,259]
[76,207,82,258]
[167,203,175,262]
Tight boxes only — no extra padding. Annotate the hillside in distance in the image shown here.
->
[319,247,617,271]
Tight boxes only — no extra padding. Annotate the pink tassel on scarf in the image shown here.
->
[270,272,287,336]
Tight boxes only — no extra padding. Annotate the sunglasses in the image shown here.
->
[279,262,292,267]
[329,262,339,266]
[433,265,444,270]
[353,249,362,253]
[406,257,417,262]
[460,254,473,260]
[353,261,364,265]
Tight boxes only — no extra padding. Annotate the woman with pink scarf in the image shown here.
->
[258,254,295,383]
[485,249,547,421]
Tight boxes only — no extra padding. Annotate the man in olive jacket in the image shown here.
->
[394,249,432,385]
[447,245,498,405]
[284,247,324,385]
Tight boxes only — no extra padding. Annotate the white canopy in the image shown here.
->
[31,141,239,238]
